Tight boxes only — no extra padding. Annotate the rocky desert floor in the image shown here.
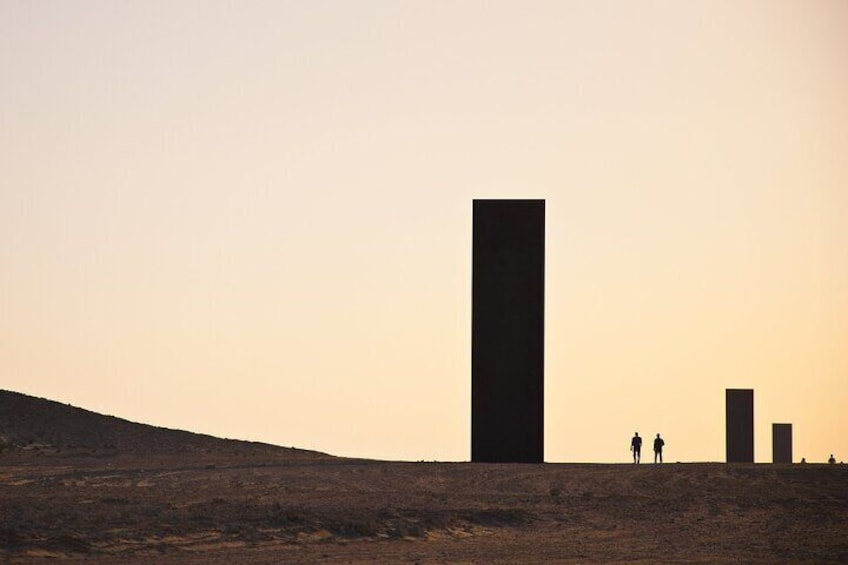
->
[2,390,847,564]
[2,452,848,564]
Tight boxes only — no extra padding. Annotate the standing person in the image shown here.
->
[631,432,642,463]
[653,433,665,463]
[829,454,836,464]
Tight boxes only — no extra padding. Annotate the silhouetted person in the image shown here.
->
[631,432,642,463]
[800,457,807,464]
[653,433,665,463]
[829,454,836,464]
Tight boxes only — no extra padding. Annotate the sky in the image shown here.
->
[1,1,846,463]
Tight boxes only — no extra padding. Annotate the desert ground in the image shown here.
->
[2,391,847,564]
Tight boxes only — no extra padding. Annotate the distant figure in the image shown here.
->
[653,433,665,463]
[828,454,836,465]
[631,432,642,463]
[800,457,807,464]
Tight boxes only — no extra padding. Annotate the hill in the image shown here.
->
[0,389,328,460]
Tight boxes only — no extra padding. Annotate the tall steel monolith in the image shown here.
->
[726,388,754,463]
[472,199,544,463]
[772,423,792,464]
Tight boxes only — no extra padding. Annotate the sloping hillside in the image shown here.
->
[0,390,328,459]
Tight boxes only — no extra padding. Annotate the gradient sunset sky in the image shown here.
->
[2,1,846,463]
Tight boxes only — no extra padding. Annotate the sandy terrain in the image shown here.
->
[4,454,848,563]
[2,391,847,563]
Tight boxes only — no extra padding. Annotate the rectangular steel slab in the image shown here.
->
[772,423,792,464]
[726,389,754,463]
[472,199,544,463]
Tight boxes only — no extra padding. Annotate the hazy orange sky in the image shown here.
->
[2,1,846,463]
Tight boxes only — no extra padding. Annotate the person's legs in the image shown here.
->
[659,451,663,463]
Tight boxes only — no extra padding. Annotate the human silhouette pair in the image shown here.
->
[630,432,664,463]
